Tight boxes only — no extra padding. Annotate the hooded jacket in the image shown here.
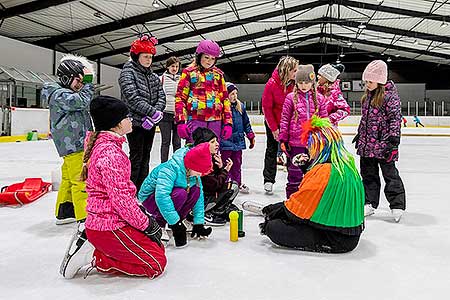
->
[317,80,351,125]
[42,82,94,157]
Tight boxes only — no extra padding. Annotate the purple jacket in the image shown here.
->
[356,81,402,160]
[279,90,328,147]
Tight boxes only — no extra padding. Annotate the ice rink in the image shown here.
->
[1,128,449,300]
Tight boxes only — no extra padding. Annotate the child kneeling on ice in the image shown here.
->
[60,96,166,279]
[138,143,214,248]
[259,116,365,253]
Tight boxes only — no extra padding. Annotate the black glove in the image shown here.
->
[262,202,286,220]
[383,136,400,163]
[139,205,162,246]
[191,224,212,239]
[168,221,187,248]
[352,133,360,149]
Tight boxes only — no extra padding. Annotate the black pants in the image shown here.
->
[360,157,406,210]
[261,202,360,253]
[264,219,361,253]
[159,112,181,163]
[204,181,239,215]
[263,121,278,184]
[127,126,156,191]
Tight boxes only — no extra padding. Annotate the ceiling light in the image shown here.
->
[255,59,260,64]
[283,43,289,49]
[441,21,448,28]
[387,57,392,62]
[183,24,189,31]
[358,23,366,29]
[346,41,353,46]
[93,12,102,19]
[395,54,400,57]
[377,0,383,3]
[336,59,341,64]
[339,53,345,58]
[381,52,385,56]
[413,39,419,45]
[152,0,160,8]
[279,27,286,34]
[274,1,282,9]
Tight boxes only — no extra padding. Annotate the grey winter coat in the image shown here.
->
[41,82,94,157]
[119,60,166,128]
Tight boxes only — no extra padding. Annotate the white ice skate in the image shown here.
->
[391,209,404,223]
[242,201,264,216]
[60,225,94,279]
[364,204,375,217]
[264,182,274,195]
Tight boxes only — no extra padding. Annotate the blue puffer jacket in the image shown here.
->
[220,102,254,151]
[137,146,204,225]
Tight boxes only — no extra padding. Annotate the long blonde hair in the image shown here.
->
[80,132,100,181]
[292,83,318,121]
[277,56,299,87]
[361,84,385,108]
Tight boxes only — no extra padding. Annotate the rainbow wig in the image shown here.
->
[300,116,358,177]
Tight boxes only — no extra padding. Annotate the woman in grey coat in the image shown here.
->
[119,35,166,190]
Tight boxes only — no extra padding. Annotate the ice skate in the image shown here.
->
[264,182,273,195]
[60,225,94,279]
[242,201,264,216]
[239,184,250,194]
[391,209,404,223]
[364,204,375,217]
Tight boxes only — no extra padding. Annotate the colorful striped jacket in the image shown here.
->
[175,65,232,125]
[284,163,365,235]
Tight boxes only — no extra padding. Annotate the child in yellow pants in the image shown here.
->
[41,54,95,224]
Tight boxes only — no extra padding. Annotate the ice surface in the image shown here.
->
[1,130,450,300]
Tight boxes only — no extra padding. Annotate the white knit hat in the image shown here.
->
[318,64,342,82]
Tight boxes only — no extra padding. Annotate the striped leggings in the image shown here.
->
[86,225,166,279]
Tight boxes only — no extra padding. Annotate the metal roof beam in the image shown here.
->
[87,0,326,60]
[34,0,226,48]
[0,0,76,19]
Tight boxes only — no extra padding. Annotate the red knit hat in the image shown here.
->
[130,35,158,56]
[184,142,213,175]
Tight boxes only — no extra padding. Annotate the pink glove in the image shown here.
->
[221,125,232,140]
[247,132,255,149]
[177,123,190,140]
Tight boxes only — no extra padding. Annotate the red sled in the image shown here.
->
[0,178,52,206]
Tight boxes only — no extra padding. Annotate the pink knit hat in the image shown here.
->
[184,142,213,175]
[362,60,388,84]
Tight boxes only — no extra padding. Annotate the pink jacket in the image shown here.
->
[279,90,328,147]
[317,80,350,125]
[85,131,149,232]
[262,69,294,132]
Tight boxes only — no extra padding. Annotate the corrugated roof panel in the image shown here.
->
[288,5,328,21]
[414,18,450,36]
[24,2,107,34]
[370,11,424,31]
[82,0,155,20]
[1,0,34,8]
[100,54,129,66]
[381,0,435,14]
[0,17,61,40]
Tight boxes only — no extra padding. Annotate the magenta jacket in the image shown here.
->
[262,69,295,132]
[317,80,351,125]
[85,131,149,232]
[279,90,328,147]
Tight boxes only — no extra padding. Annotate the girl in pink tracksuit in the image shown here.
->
[279,65,328,198]
[317,63,351,125]
[59,96,166,279]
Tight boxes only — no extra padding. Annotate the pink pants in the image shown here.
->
[86,225,166,279]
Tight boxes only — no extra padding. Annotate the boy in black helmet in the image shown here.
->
[41,54,95,225]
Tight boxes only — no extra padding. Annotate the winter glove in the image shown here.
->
[247,132,255,149]
[352,133,360,149]
[190,224,212,239]
[177,123,190,140]
[384,136,400,163]
[142,111,163,130]
[221,124,232,140]
[139,206,162,246]
[168,220,187,248]
[262,202,286,221]
[280,142,290,156]
[292,153,309,167]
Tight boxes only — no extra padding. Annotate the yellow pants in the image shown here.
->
[55,151,87,221]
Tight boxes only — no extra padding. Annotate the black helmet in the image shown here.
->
[57,59,85,88]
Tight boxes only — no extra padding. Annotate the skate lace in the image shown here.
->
[83,257,96,279]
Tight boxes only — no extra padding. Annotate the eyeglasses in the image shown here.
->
[127,114,133,122]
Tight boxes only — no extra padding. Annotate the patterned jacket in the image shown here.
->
[85,131,149,232]
[119,60,166,127]
[175,65,232,125]
[220,101,254,151]
[262,68,295,132]
[356,81,402,160]
[42,82,93,157]
[317,80,351,125]
[137,146,205,226]
[279,90,328,147]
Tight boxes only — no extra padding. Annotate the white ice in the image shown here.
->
[1,128,450,300]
